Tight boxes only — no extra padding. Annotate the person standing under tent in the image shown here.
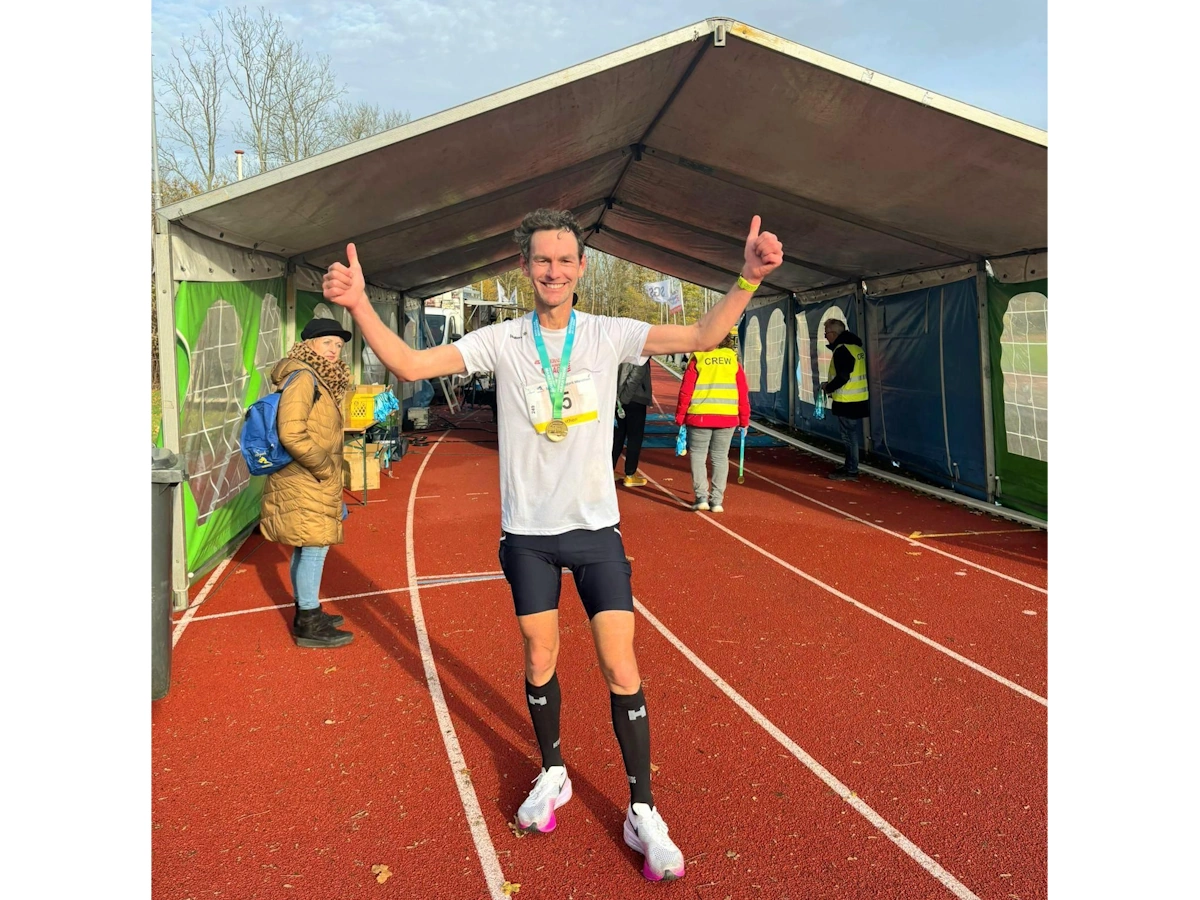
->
[612,359,652,487]
[322,208,783,882]
[259,317,357,649]
[674,331,750,512]
[820,318,870,481]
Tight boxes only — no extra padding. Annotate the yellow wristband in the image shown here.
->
[736,275,760,293]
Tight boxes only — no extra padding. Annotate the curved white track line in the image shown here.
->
[404,429,508,900]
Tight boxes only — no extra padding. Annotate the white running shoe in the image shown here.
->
[710,505,724,513]
[692,500,710,512]
[516,766,572,833]
[624,802,685,881]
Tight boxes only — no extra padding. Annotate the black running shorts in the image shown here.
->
[497,525,634,619]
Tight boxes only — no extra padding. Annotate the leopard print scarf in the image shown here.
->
[286,340,352,405]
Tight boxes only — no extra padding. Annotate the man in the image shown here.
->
[322,209,782,882]
[612,359,652,487]
[820,318,869,481]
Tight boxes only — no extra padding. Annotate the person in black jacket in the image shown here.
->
[820,319,870,481]
[613,359,652,487]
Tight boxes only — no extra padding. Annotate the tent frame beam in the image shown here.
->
[612,199,856,281]
[408,254,524,299]
[594,223,790,295]
[153,215,191,611]
[976,269,998,501]
[369,199,608,290]
[641,146,980,261]
[590,38,712,244]
[301,147,633,265]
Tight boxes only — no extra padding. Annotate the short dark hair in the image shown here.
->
[514,209,585,261]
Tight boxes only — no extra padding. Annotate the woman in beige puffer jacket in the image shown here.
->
[259,317,356,649]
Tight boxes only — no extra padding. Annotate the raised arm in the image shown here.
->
[642,216,783,356]
[322,243,467,382]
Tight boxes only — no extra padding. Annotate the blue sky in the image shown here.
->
[151,0,1048,136]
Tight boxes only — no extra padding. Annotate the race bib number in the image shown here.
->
[523,372,600,434]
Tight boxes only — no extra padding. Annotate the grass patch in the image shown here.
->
[152,388,162,444]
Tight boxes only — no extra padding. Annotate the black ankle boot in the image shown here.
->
[295,603,344,628]
[293,608,354,649]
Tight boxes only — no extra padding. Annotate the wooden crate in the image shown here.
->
[343,454,380,491]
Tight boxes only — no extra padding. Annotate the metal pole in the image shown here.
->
[152,213,189,610]
[856,281,872,453]
[975,267,998,502]
[235,149,244,181]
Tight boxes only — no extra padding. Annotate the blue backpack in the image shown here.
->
[240,370,320,476]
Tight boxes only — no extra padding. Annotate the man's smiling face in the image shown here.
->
[521,228,586,312]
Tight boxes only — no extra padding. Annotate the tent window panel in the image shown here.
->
[253,293,283,401]
[744,318,763,392]
[1000,291,1048,462]
[180,299,251,524]
[765,309,786,393]
[815,306,849,386]
[399,301,421,400]
[795,314,813,404]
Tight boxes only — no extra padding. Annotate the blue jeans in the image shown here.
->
[837,416,861,474]
[687,426,736,506]
[290,545,330,610]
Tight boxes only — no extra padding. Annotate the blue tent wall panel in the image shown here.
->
[792,293,856,440]
[744,299,789,423]
[864,279,987,500]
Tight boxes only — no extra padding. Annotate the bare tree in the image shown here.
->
[328,101,412,147]
[154,28,227,191]
[216,5,288,174]
[267,44,344,165]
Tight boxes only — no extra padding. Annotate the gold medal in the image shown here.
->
[545,418,568,442]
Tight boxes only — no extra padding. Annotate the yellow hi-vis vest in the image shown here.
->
[689,348,740,416]
[828,343,869,403]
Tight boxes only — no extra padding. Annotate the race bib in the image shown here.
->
[523,372,600,434]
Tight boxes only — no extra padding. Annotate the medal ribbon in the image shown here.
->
[531,311,576,422]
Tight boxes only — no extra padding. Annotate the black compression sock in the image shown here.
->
[525,672,564,769]
[610,686,653,806]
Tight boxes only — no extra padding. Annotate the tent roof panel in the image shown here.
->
[160,17,1045,298]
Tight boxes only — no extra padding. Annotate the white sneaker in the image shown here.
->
[710,505,724,513]
[516,766,572,833]
[624,802,685,881]
[692,500,709,512]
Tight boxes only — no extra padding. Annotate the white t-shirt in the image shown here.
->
[454,311,651,535]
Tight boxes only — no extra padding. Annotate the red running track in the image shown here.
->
[153,362,1046,900]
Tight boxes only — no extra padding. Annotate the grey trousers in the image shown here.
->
[687,426,736,506]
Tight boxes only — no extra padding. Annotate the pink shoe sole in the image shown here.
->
[517,777,573,833]
[623,817,685,881]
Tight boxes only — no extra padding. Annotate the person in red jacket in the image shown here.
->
[674,331,750,512]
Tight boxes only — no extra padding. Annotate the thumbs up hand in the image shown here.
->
[741,215,783,285]
[323,243,367,311]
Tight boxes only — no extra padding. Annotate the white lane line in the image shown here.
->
[404,431,508,900]
[643,474,1047,707]
[179,574,510,623]
[633,595,984,900]
[423,570,504,580]
[171,537,247,647]
[746,467,1047,595]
